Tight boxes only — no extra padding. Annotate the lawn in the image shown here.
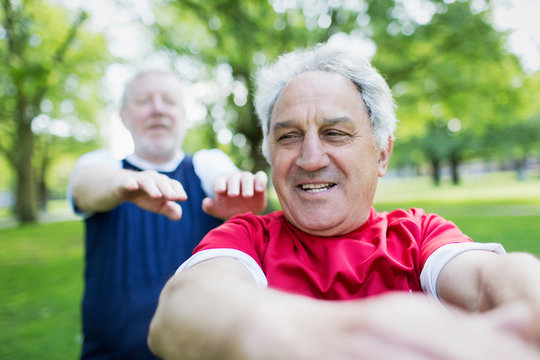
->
[1,172,540,359]
[0,221,84,360]
[374,172,540,255]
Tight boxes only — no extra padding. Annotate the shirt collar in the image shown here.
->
[125,151,185,172]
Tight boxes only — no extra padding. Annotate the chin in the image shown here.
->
[141,140,176,157]
[293,216,346,236]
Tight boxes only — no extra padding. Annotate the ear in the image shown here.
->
[119,108,129,129]
[377,136,393,177]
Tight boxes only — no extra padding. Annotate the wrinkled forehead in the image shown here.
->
[269,71,368,129]
[124,72,184,103]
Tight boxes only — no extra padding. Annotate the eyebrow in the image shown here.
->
[270,116,354,133]
[322,116,355,126]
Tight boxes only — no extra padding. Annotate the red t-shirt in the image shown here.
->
[193,207,472,300]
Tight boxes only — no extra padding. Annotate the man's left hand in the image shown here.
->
[202,171,268,220]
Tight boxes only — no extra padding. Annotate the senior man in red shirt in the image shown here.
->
[148,42,540,359]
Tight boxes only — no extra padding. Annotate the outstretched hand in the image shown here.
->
[118,170,187,221]
[202,171,268,220]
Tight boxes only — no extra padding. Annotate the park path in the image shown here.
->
[0,207,79,230]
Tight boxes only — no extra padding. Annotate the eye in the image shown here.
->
[276,132,301,144]
[322,129,352,144]
[163,96,177,106]
[324,129,348,138]
[135,97,151,105]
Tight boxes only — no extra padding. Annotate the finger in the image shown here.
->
[201,197,216,217]
[121,176,140,192]
[241,172,254,198]
[170,179,188,202]
[162,201,183,221]
[154,175,186,201]
[137,175,163,199]
[154,175,177,199]
[226,173,241,197]
[254,171,268,192]
[213,175,227,194]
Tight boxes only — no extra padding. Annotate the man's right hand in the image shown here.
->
[116,170,187,220]
[72,165,187,220]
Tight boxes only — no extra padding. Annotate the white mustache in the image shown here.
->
[146,116,171,128]
[289,168,343,185]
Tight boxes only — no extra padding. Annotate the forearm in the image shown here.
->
[71,164,129,212]
[438,250,540,314]
[148,258,260,360]
[149,265,540,360]
[148,258,342,360]
[478,252,540,311]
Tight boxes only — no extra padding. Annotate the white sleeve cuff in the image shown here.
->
[176,249,268,288]
[193,149,238,197]
[420,242,506,302]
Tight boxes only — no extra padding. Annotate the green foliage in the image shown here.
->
[0,0,114,221]
[149,0,540,184]
[152,0,356,171]
[368,0,537,183]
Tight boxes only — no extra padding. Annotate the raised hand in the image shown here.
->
[117,169,187,221]
[202,171,268,220]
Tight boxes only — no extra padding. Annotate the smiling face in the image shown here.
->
[268,71,392,236]
[120,71,186,163]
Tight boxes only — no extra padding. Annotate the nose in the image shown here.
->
[295,133,330,171]
[150,96,166,114]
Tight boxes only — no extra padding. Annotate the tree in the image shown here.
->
[0,0,113,223]
[370,0,529,183]
[482,115,540,180]
[151,0,362,171]
[148,0,534,184]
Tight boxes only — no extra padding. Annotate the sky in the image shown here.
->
[60,0,540,158]
[491,0,540,73]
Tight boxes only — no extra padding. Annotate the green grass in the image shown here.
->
[374,172,540,256]
[0,221,84,360]
[1,172,540,359]
[448,215,540,255]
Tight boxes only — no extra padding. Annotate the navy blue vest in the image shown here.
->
[81,156,222,359]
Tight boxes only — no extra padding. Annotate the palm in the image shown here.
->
[204,191,267,220]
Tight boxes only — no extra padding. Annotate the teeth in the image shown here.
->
[301,183,333,193]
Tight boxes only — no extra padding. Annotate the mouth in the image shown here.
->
[148,124,168,129]
[298,183,336,193]
[146,116,171,130]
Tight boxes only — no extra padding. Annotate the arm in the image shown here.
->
[149,257,540,360]
[438,251,540,340]
[71,164,187,220]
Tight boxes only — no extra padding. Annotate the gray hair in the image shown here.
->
[254,42,398,160]
[120,69,183,109]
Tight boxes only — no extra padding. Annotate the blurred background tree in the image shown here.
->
[149,0,540,182]
[0,0,113,222]
[151,0,357,171]
[1,0,539,224]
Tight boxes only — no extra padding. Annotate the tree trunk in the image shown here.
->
[450,153,461,185]
[515,156,527,181]
[431,158,441,186]
[14,112,38,223]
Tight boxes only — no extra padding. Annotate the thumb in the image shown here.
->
[202,197,216,216]
[163,201,183,221]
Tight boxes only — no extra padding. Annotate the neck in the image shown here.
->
[134,149,178,164]
[127,151,185,172]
